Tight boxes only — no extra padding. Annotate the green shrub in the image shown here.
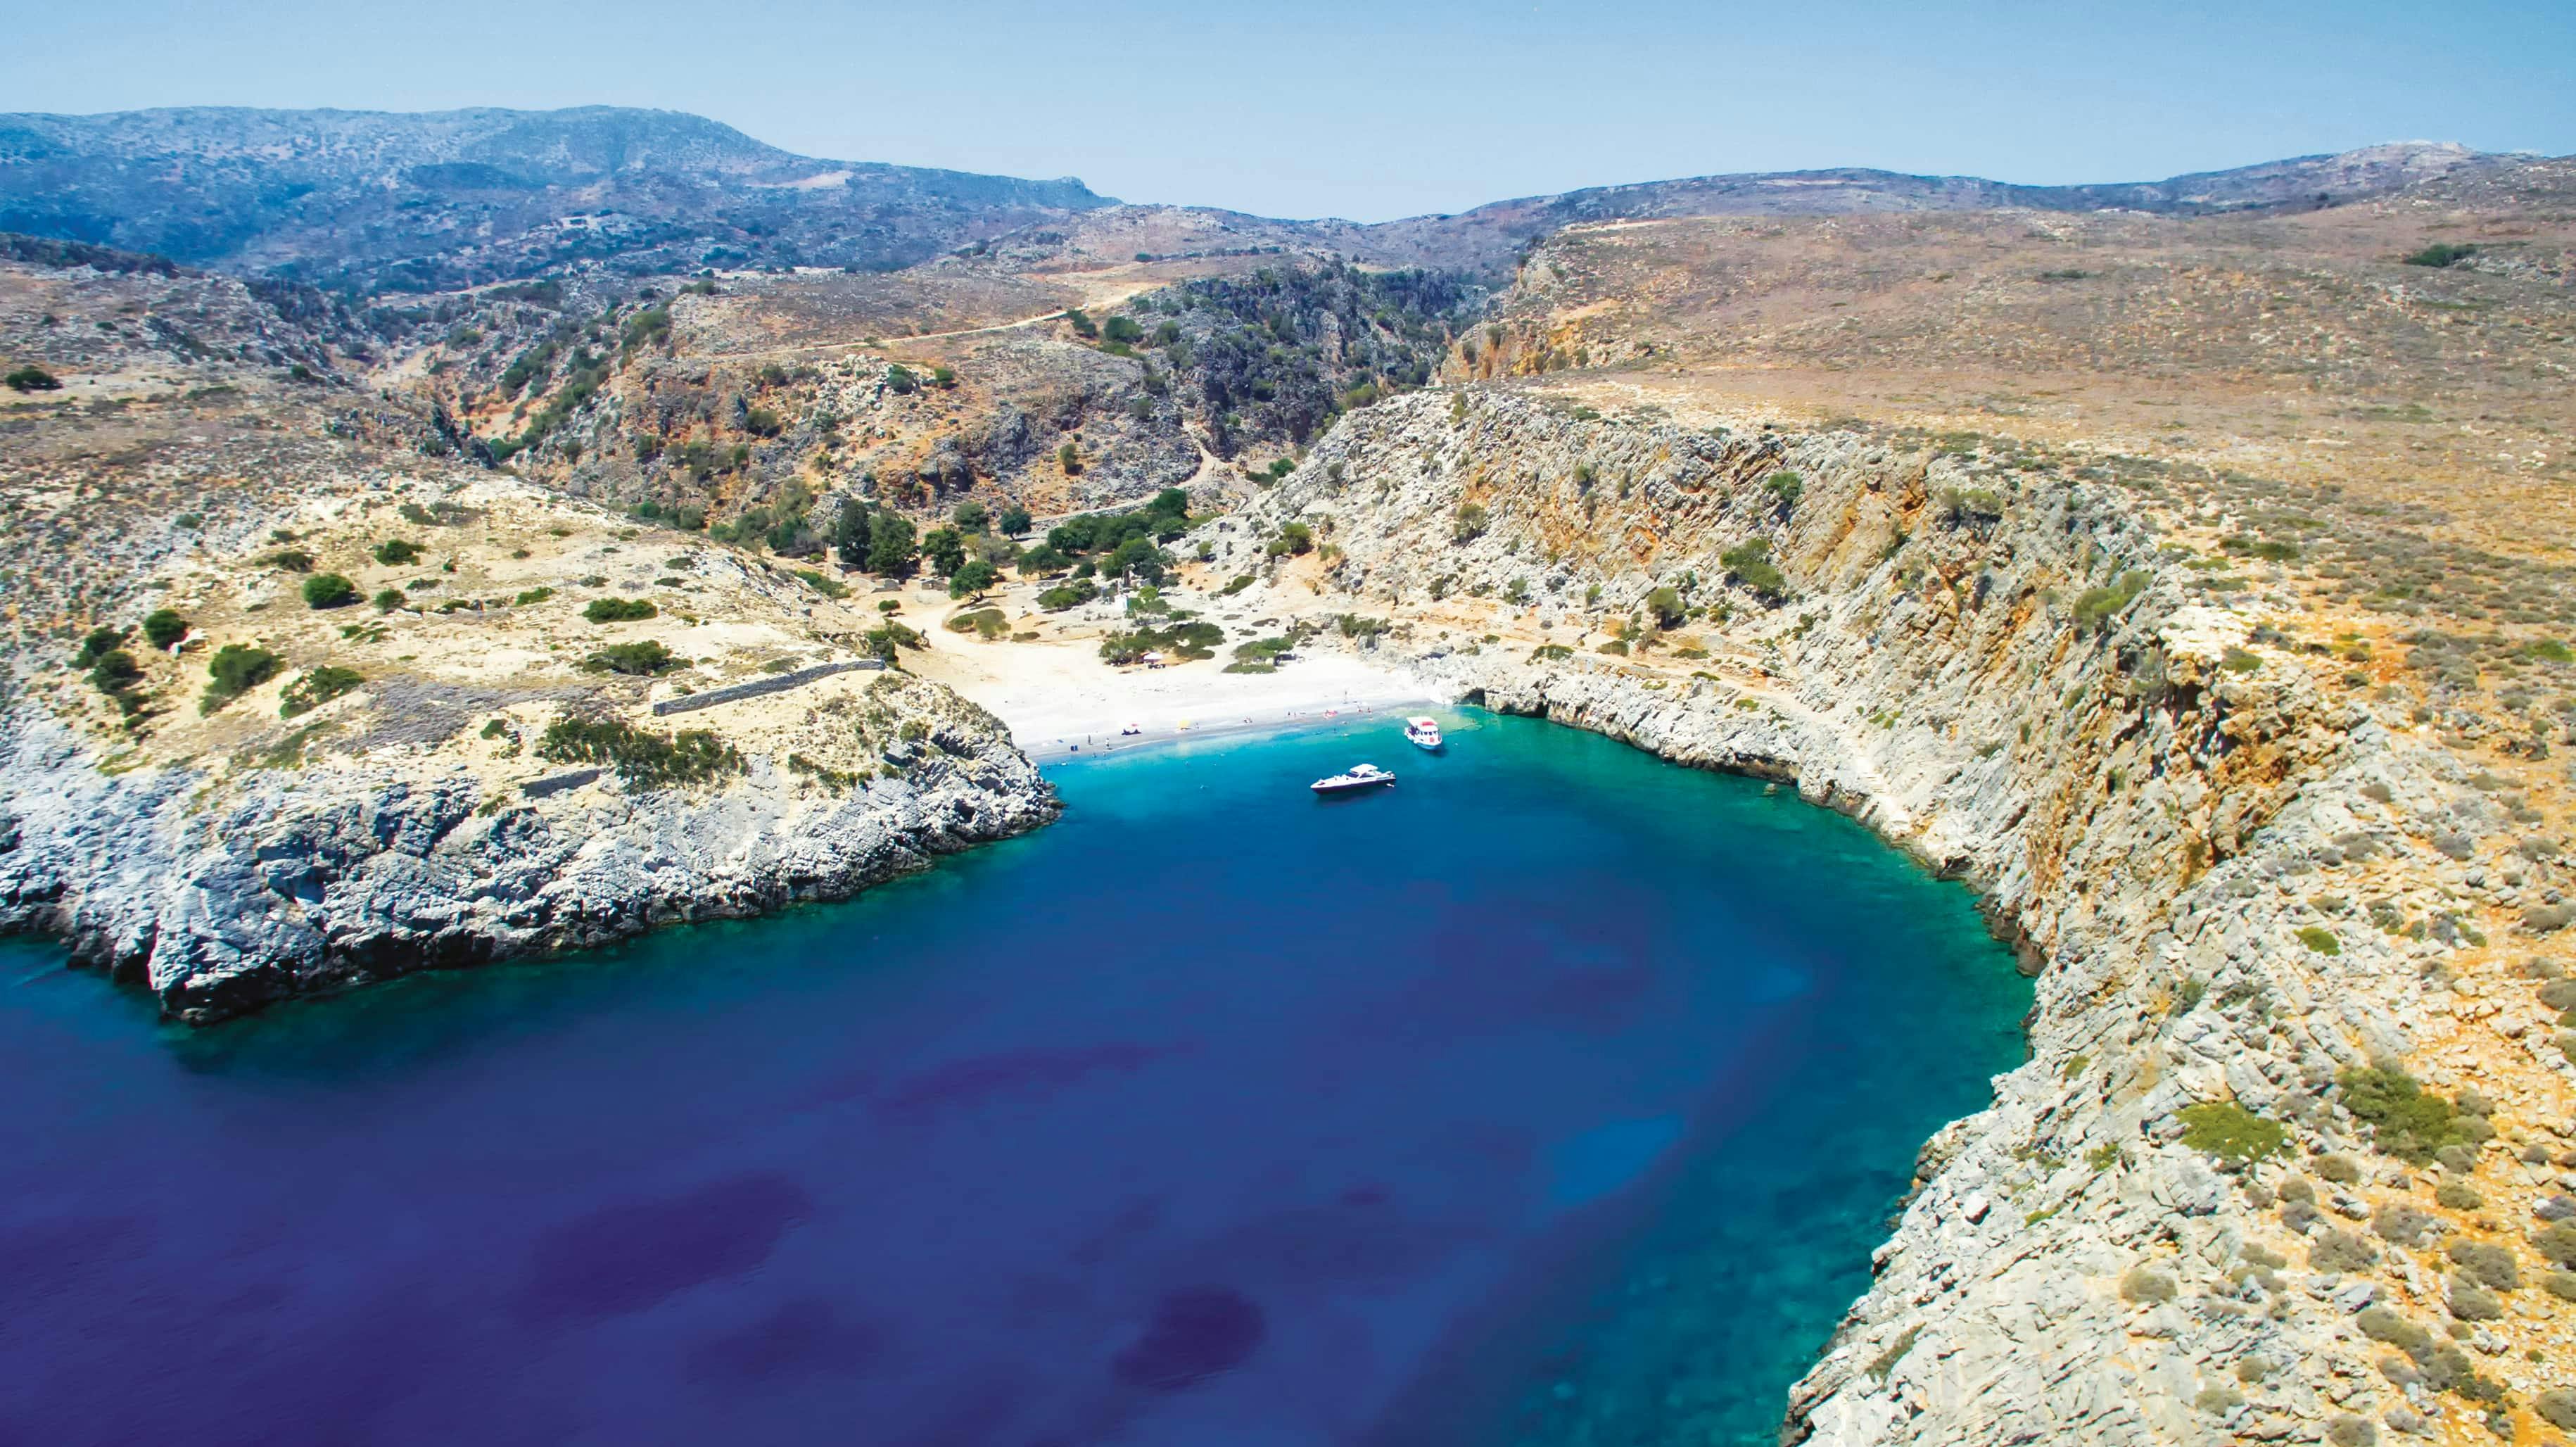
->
[2401,242,2477,269]
[1452,503,1489,543]
[948,559,997,598]
[5,364,63,392]
[1721,538,1787,600]
[1765,470,1803,510]
[2070,571,2152,632]
[1531,643,1574,662]
[72,626,127,669]
[946,608,1008,640]
[1100,621,1223,664]
[262,548,315,572]
[302,574,360,609]
[583,641,680,676]
[279,665,363,718]
[1645,586,1687,629]
[87,649,144,702]
[2221,535,2299,562]
[2177,1101,2286,1164]
[201,643,284,713]
[2435,1180,2484,1211]
[1036,580,1098,611]
[1221,574,1254,595]
[2337,1067,2473,1163]
[861,621,925,662]
[2221,645,2262,674]
[1231,636,1295,664]
[583,597,659,623]
[514,586,554,606]
[794,568,850,599]
[538,716,740,787]
[372,588,405,612]
[141,609,190,650]
[2297,925,2340,955]
[373,539,424,566]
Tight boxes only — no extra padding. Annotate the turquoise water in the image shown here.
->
[0,712,2026,1446]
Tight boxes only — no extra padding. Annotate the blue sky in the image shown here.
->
[9,0,2571,221]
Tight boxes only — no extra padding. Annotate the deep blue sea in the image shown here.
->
[0,711,2026,1446]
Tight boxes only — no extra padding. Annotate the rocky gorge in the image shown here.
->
[1203,391,2576,1444]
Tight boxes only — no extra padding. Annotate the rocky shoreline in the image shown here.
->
[0,680,1058,1023]
[1211,391,2572,1443]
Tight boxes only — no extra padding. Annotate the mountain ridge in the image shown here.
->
[0,107,2529,290]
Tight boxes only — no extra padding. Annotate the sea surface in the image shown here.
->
[0,711,2028,1446]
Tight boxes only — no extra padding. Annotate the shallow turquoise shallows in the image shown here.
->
[0,711,2028,1446]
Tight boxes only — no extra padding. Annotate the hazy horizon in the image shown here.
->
[8,0,2573,223]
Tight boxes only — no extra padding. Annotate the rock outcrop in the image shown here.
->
[1206,390,2572,1443]
[0,671,1055,1023]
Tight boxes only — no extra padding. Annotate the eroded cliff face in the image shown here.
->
[1206,390,2569,1443]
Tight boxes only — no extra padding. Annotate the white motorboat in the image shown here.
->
[1402,716,1444,750]
[1310,763,1396,795]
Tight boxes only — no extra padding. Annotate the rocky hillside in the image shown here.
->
[0,247,1058,1023]
[1203,389,2575,1444]
[0,106,1113,291]
[1354,142,2513,274]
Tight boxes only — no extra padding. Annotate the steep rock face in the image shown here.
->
[1210,391,2520,1443]
[0,676,1057,1023]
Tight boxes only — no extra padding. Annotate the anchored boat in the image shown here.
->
[1311,763,1397,795]
[1402,716,1444,751]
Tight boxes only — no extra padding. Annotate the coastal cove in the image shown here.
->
[0,712,2027,1446]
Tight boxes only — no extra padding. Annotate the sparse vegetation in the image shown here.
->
[2071,571,2151,633]
[537,716,740,787]
[301,574,360,609]
[2337,1066,2474,1163]
[1036,579,1100,611]
[1721,538,1787,600]
[583,598,658,623]
[201,643,283,714]
[2401,242,2477,269]
[583,641,681,676]
[278,666,362,718]
[140,609,189,650]
[2177,1101,2286,1163]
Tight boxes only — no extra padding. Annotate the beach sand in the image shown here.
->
[906,627,1437,760]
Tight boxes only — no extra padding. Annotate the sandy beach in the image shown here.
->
[906,627,1438,760]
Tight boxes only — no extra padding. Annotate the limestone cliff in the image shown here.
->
[1203,390,2573,1443]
